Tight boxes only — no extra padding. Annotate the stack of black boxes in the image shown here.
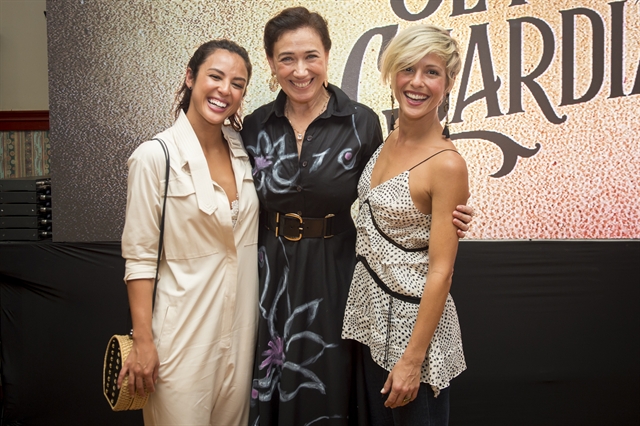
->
[0,176,52,241]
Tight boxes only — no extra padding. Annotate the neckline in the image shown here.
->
[366,171,432,219]
[261,83,356,124]
[368,146,458,192]
[284,91,331,144]
[369,169,409,192]
[367,143,407,192]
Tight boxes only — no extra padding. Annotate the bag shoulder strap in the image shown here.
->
[151,137,170,311]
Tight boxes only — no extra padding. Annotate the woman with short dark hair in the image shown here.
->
[242,8,473,425]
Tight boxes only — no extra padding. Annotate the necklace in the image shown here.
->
[285,90,331,144]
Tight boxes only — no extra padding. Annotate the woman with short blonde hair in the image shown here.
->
[342,24,468,425]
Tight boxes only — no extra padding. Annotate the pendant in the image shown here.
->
[296,133,303,141]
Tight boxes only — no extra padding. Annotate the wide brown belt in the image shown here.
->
[262,210,353,241]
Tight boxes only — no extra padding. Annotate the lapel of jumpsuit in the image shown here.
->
[169,112,247,341]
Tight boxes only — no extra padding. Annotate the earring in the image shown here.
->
[234,112,243,131]
[269,74,279,92]
[236,102,244,130]
[390,88,396,132]
[442,93,450,138]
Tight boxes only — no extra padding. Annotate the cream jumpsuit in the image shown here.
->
[122,111,259,425]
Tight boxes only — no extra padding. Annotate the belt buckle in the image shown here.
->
[323,213,335,239]
[282,213,303,241]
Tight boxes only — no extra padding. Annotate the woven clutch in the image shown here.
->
[102,138,169,411]
[103,335,149,410]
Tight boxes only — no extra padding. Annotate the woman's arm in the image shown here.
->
[382,152,469,408]
[117,279,159,396]
[117,142,166,396]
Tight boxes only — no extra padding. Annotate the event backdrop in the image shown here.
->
[47,0,640,242]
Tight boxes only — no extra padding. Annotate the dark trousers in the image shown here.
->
[360,343,450,426]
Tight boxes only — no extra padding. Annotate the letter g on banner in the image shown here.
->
[390,0,443,21]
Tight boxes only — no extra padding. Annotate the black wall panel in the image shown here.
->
[1,241,638,425]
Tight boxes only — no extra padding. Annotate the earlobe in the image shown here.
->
[446,77,456,94]
[185,67,194,88]
[267,57,276,74]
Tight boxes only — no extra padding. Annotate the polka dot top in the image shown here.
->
[342,143,466,395]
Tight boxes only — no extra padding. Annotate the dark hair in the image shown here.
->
[174,39,252,132]
[263,7,332,58]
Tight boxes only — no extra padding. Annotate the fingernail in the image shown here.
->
[380,388,385,393]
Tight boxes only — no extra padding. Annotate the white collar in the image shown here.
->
[170,111,216,215]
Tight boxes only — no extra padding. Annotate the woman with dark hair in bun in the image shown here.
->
[120,39,259,426]
[242,8,473,425]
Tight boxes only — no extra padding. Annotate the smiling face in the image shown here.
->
[267,26,329,106]
[185,49,248,130]
[394,52,448,123]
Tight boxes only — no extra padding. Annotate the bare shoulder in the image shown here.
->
[411,147,467,182]
[408,145,468,214]
[419,150,469,197]
[422,148,468,201]
[431,149,467,177]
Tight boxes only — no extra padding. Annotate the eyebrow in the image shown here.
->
[422,64,444,71]
[277,49,320,59]
[207,67,247,83]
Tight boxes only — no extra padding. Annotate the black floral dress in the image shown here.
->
[241,84,383,425]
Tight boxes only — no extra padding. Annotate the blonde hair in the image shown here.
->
[380,24,461,93]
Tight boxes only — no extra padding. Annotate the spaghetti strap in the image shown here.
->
[408,148,459,171]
